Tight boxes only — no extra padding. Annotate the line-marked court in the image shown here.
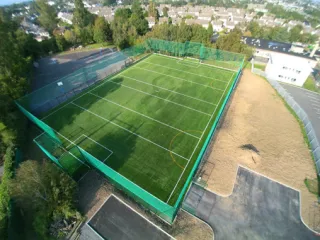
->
[38,53,237,207]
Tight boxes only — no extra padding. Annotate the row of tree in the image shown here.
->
[245,21,318,44]
[0,8,80,240]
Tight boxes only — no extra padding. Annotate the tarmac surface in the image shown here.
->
[280,83,320,143]
[183,166,319,240]
[80,195,172,240]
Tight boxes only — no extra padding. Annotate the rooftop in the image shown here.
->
[242,37,317,60]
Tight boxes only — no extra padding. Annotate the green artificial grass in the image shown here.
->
[41,54,236,205]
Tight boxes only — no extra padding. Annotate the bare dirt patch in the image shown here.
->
[201,69,320,231]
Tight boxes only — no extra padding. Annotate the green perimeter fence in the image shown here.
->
[16,38,245,223]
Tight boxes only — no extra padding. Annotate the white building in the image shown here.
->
[265,54,313,86]
[58,12,73,25]
[146,17,155,28]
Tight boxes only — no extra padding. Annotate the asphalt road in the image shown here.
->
[280,83,320,142]
[33,47,115,91]
[80,195,172,240]
[183,167,319,240]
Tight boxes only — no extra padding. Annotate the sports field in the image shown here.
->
[40,54,236,205]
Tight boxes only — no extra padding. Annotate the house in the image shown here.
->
[211,20,223,32]
[224,21,235,31]
[58,12,73,25]
[265,53,313,87]
[159,17,168,24]
[247,4,268,13]
[185,19,209,29]
[233,17,244,25]
[146,17,155,28]
[171,17,182,25]
[242,37,318,68]
[198,12,212,21]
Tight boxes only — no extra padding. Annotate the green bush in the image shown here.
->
[0,145,15,239]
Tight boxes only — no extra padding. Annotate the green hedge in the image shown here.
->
[0,145,15,239]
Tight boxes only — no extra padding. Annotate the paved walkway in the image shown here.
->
[280,83,320,142]
[183,167,319,240]
[80,195,172,240]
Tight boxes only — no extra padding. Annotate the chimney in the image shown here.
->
[310,43,319,58]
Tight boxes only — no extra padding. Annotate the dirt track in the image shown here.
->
[202,69,320,231]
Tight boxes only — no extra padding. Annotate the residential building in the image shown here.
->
[159,17,168,24]
[58,12,73,25]
[211,20,223,32]
[265,53,313,86]
[146,17,155,28]
[185,19,209,28]
[242,37,318,68]
[198,12,212,21]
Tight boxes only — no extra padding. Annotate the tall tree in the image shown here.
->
[148,1,159,20]
[10,160,79,239]
[207,22,213,37]
[163,7,169,17]
[93,17,112,43]
[130,0,148,35]
[35,0,58,33]
[289,25,303,42]
[73,0,94,28]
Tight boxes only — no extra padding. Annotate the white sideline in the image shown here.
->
[177,59,200,68]
[71,102,190,161]
[166,72,234,203]
[53,131,90,167]
[107,80,212,116]
[143,60,230,83]
[41,102,71,120]
[88,92,200,139]
[156,53,237,73]
[66,134,113,162]
[134,66,225,92]
[119,74,216,106]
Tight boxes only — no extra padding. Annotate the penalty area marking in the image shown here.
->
[66,134,113,162]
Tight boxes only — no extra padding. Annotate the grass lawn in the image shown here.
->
[254,63,266,71]
[39,54,237,206]
[303,76,320,93]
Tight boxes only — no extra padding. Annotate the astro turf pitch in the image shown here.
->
[40,54,236,205]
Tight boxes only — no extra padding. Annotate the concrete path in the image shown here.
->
[183,166,319,240]
[280,83,320,142]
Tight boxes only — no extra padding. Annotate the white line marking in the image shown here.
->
[307,95,320,101]
[155,53,238,73]
[166,72,234,203]
[53,131,90,167]
[88,92,200,139]
[119,74,216,105]
[143,60,230,83]
[177,59,200,68]
[312,103,320,108]
[309,99,320,104]
[133,66,225,92]
[71,102,190,161]
[106,80,212,116]
[41,103,71,120]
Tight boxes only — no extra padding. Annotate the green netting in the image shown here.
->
[33,133,90,180]
[77,146,176,223]
[16,102,61,143]
[17,39,245,223]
